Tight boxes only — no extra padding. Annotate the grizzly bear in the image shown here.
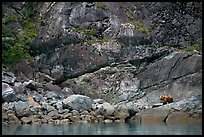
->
[159,95,173,104]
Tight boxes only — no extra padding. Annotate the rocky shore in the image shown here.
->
[2,52,202,125]
[2,2,202,125]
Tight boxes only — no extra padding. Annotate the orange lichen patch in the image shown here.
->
[159,95,173,103]
[27,96,42,109]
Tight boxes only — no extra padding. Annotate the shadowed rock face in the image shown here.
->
[37,44,109,84]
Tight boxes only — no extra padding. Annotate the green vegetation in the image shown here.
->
[2,3,39,64]
[183,38,202,53]
[96,2,106,9]
[159,44,174,49]
[125,9,150,35]
[126,11,135,20]
[89,39,110,44]
[75,27,97,36]
[2,43,31,63]
[2,11,18,24]
[131,21,149,34]
[124,22,150,34]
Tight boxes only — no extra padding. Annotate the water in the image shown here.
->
[2,122,202,135]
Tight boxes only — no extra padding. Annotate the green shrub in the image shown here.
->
[124,21,150,34]
[131,21,149,34]
[2,12,18,24]
[96,2,106,9]
[183,38,202,53]
[90,39,110,44]
[2,3,39,64]
[2,43,31,63]
[127,11,135,20]
[75,27,97,36]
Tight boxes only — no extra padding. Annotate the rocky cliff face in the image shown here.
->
[2,2,202,124]
[31,2,202,83]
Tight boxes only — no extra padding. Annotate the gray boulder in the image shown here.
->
[44,82,61,92]
[2,71,16,85]
[170,95,202,112]
[23,80,38,91]
[2,83,16,102]
[62,94,94,112]
[96,102,115,117]
[13,101,35,118]
[45,91,59,99]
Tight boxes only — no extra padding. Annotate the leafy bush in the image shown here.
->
[124,22,150,34]
[127,11,135,20]
[90,39,110,44]
[96,2,106,9]
[2,12,18,24]
[2,4,39,64]
[183,38,202,53]
[75,27,97,36]
[2,43,31,63]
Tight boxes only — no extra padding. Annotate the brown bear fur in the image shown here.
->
[159,95,173,104]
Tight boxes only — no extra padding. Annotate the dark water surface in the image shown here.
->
[2,122,202,135]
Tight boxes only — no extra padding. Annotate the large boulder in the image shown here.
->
[2,71,16,85]
[132,95,202,123]
[96,102,115,117]
[134,105,171,123]
[2,83,16,102]
[13,101,35,118]
[62,94,94,112]
[170,95,202,112]
[43,82,62,92]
